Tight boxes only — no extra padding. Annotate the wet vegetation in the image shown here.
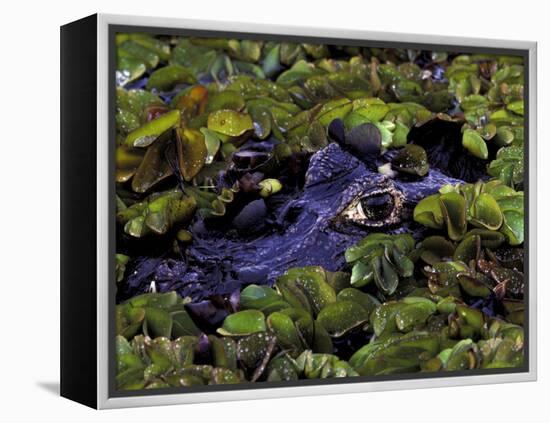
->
[114,32,525,390]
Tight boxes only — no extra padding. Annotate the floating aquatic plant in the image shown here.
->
[345,233,415,295]
[113,34,526,389]
[413,180,524,245]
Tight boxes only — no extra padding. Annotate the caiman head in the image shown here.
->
[121,142,462,301]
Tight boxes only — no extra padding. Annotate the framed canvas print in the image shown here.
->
[60,14,537,409]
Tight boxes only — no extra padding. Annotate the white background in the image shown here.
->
[0,0,547,420]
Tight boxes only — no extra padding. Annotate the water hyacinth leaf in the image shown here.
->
[436,297,459,315]
[316,99,353,126]
[316,301,369,337]
[217,310,266,336]
[395,298,437,332]
[119,40,159,69]
[276,279,312,314]
[118,88,165,118]
[414,194,445,229]
[458,273,493,298]
[145,193,177,234]
[336,288,380,316]
[460,94,488,111]
[117,56,146,86]
[353,104,390,122]
[350,260,374,288]
[492,190,523,210]
[207,336,237,370]
[506,100,524,116]
[467,228,506,249]
[392,121,409,147]
[266,356,299,382]
[165,195,197,227]
[444,339,478,371]
[346,234,414,296]
[115,254,130,283]
[277,59,319,86]
[258,179,283,198]
[171,310,201,338]
[419,236,455,265]
[346,234,396,260]
[471,193,503,230]
[374,122,394,148]
[391,144,429,176]
[207,109,254,136]
[131,132,173,193]
[170,39,217,76]
[479,123,497,140]
[121,191,196,236]
[276,267,337,316]
[262,44,283,77]
[116,367,146,390]
[311,321,334,354]
[495,126,514,146]
[128,291,177,308]
[144,308,173,339]
[248,105,272,139]
[172,85,208,116]
[115,145,145,182]
[206,91,245,112]
[234,61,265,79]
[116,335,135,359]
[176,128,207,181]
[125,109,180,148]
[488,146,524,188]
[343,110,370,130]
[453,234,480,263]
[237,332,275,370]
[267,312,303,351]
[116,303,145,337]
[116,109,141,134]
[350,332,440,376]
[291,269,337,315]
[439,192,467,241]
[199,127,221,164]
[282,308,314,346]
[237,40,262,62]
[240,284,289,313]
[500,210,524,245]
[301,120,328,153]
[374,255,400,295]
[130,35,171,60]
[462,129,488,160]
[369,302,399,336]
[324,271,352,294]
[146,65,197,91]
[391,246,414,276]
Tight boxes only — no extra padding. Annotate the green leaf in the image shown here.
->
[125,110,180,148]
[207,110,254,136]
[146,65,197,91]
[217,310,266,336]
[462,128,488,159]
[144,308,173,338]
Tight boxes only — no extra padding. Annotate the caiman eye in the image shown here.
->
[359,193,394,221]
[341,187,404,228]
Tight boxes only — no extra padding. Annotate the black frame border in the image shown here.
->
[61,14,98,409]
